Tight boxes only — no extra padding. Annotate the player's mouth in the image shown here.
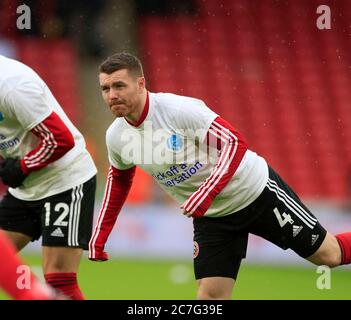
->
[110,102,125,108]
[110,104,127,116]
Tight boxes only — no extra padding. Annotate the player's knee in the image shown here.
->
[196,277,234,300]
[308,246,341,267]
[43,247,82,273]
[197,289,220,300]
[307,233,342,268]
[44,258,66,273]
[317,251,341,268]
[197,287,231,300]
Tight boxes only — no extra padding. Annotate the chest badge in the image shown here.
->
[167,134,183,152]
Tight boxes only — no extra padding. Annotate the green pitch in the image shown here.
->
[0,255,350,300]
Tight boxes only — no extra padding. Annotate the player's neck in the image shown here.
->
[125,90,148,127]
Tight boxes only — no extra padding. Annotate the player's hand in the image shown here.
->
[181,209,193,218]
[89,247,109,262]
[0,158,27,188]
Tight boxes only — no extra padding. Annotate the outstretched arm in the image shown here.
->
[89,165,136,261]
[181,116,248,217]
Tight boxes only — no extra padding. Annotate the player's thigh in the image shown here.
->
[193,216,247,285]
[40,176,96,250]
[197,277,234,300]
[248,167,327,258]
[42,246,83,273]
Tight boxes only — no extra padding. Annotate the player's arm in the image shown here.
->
[89,165,136,261]
[0,111,75,188]
[181,116,248,217]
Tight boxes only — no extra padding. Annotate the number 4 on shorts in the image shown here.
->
[273,207,294,227]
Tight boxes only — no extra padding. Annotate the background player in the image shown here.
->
[89,52,351,299]
[0,55,97,300]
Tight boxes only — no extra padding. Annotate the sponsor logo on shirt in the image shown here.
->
[166,134,183,152]
[152,162,204,187]
[0,134,20,150]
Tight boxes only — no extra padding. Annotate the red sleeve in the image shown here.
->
[20,111,75,174]
[89,165,135,260]
[181,116,248,218]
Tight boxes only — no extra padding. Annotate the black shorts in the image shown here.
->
[193,167,327,280]
[0,176,96,250]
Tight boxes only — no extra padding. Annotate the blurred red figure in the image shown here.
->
[0,230,58,300]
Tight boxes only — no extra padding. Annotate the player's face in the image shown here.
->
[99,69,145,118]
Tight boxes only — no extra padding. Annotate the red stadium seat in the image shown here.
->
[139,0,351,200]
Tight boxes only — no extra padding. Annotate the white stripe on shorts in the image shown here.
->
[267,178,317,229]
[68,184,84,246]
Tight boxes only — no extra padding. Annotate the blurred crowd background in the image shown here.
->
[0,0,351,261]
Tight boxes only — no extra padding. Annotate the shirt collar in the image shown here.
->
[125,91,149,127]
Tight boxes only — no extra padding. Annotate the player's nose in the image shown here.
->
[108,88,119,100]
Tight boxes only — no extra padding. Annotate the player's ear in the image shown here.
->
[137,77,146,91]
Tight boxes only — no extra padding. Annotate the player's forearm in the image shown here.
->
[89,166,135,254]
[182,117,248,217]
[20,111,75,174]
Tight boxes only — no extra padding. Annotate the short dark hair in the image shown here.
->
[99,52,144,77]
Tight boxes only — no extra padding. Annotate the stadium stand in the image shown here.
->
[18,39,81,123]
[138,0,351,200]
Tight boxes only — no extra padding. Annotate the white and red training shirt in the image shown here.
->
[0,55,96,200]
[106,92,268,217]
